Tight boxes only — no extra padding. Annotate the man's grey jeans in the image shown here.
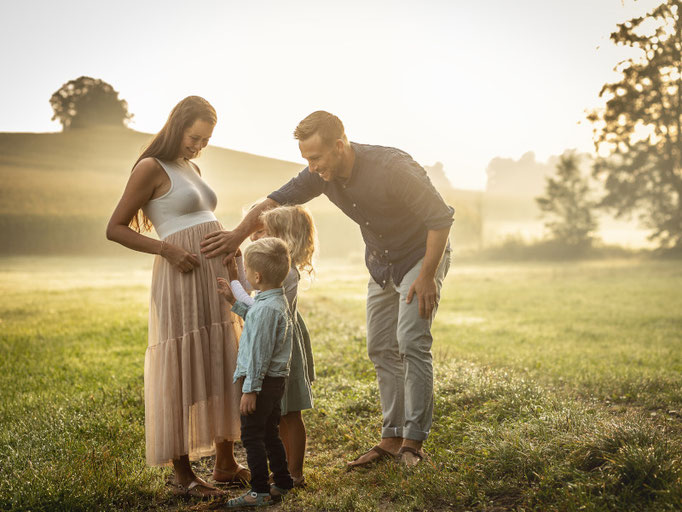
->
[366,250,451,441]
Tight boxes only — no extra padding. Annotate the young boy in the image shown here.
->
[217,237,294,507]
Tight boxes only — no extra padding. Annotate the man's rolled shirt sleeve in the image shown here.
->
[268,168,324,206]
[387,154,454,231]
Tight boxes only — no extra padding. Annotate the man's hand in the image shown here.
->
[405,227,449,319]
[406,273,438,319]
[240,392,257,415]
[201,230,243,265]
[201,199,280,264]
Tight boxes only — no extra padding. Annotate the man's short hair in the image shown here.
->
[293,110,346,146]
[244,237,291,286]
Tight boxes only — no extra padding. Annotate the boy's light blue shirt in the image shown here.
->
[232,288,292,394]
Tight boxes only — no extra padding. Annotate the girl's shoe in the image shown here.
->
[270,473,305,487]
[269,484,290,503]
[225,491,271,508]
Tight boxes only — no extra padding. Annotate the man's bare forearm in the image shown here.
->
[234,198,280,240]
[418,227,450,280]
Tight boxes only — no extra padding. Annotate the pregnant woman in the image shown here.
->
[106,96,248,497]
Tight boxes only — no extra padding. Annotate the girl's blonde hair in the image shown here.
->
[260,206,316,275]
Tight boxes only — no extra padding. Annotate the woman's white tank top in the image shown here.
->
[142,158,218,239]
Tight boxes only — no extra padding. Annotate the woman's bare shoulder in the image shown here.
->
[132,157,164,176]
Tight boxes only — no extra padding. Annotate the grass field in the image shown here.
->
[0,256,680,511]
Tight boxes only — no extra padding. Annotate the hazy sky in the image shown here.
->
[0,0,661,189]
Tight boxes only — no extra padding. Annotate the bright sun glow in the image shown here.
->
[0,0,664,190]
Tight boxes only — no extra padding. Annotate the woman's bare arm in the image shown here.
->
[106,158,200,272]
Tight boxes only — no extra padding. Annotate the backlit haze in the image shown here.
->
[0,0,661,190]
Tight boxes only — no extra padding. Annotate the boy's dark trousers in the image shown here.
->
[240,376,294,494]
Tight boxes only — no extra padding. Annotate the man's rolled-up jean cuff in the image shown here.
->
[381,426,430,441]
[403,427,430,441]
[381,426,403,439]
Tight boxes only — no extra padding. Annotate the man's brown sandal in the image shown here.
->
[346,445,398,470]
[398,446,425,467]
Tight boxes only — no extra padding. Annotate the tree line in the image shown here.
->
[536,0,680,253]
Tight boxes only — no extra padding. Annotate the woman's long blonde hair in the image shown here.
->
[260,206,317,275]
[130,96,217,233]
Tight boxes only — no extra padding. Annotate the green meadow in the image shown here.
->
[0,256,680,511]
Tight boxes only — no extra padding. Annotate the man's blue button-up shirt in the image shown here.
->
[269,142,454,287]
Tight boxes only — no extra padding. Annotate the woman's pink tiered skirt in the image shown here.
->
[144,221,242,466]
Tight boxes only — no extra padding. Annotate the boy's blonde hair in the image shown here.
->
[260,206,316,275]
[243,237,291,286]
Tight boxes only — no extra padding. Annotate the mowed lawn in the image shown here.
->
[0,257,680,511]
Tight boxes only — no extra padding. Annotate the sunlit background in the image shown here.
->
[0,0,661,190]
[2,3,681,510]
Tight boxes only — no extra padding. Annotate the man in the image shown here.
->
[201,111,453,467]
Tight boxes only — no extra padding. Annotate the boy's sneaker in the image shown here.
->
[225,490,271,508]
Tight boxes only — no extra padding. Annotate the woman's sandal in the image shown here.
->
[225,490,271,508]
[171,477,226,499]
[398,446,426,467]
[346,445,398,470]
[213,465,251,487]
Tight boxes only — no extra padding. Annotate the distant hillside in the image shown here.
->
[0,127,480,256]
[0,127,305,217]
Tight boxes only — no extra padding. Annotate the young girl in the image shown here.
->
[228,205,316,488]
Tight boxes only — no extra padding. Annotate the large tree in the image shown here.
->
[589,0,682,248]
[536,152,598,251]
[50,76,132,131]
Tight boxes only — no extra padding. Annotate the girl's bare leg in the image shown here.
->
[279,411,306,480]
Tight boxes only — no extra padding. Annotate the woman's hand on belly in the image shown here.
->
[160,241,201,273]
